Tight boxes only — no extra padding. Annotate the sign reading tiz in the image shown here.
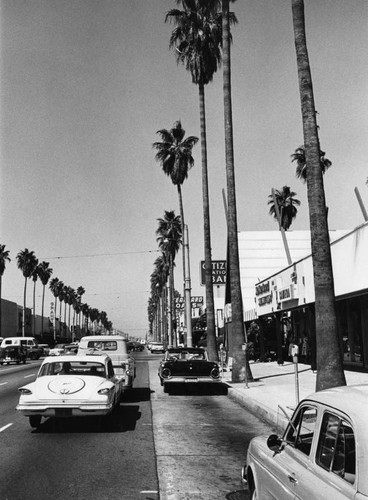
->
[200,260,227,286]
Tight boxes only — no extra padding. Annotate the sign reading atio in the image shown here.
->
[200,260,227,285]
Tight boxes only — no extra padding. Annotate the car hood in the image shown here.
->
[24,376,111,399]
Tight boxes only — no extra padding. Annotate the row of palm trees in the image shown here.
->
[148,211,182,345]
[148,0,346,391]
[0,246,112,340]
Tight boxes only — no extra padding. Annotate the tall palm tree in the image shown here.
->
[166,1,236,361]
[291,145,332,183]
[156,210,182,347]
[16,248,38,336]
[153,120,198,346]
[37,261,53,337]
[0,244,11,337]
[81,303,90,335]
[268,186,301,231]
[150,255,169,342]
[31,262,40,336]
[49,277,62,340]
[292,0,345,391]
[221,0,253,382]
[76,286,85,335]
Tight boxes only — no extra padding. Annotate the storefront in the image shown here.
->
[254,222,368,371]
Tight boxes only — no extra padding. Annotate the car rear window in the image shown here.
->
[87,341,117,351]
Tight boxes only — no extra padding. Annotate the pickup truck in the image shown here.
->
[77,335,135,392]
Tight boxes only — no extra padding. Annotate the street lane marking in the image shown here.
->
[24,374,36,379]
[0,423,13,433]
[0,382,8,386]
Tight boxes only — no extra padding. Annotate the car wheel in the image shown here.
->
[29,416,42,428]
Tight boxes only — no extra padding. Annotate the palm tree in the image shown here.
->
[31,262,40,336]
[16,248,38,336]
[291,0,345,391]
[156,210,182,347]
[153,120,198,346]
[49,277,62,340]
[291,145,332,183]
[150,255,169,342]
[268,186,301,231]
[81,303,90,335]
[76,286,85,335]
[166,1,236,361]
[221,0,253,383]
[37,261,53,336]
[0,244,11,337]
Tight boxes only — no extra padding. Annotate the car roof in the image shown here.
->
[304,384,368,419]
[43,354,109,363]
[80,335,126,341]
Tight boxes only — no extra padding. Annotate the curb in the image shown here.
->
[225,383,289,433]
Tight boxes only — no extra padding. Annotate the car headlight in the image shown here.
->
[98,387,113,395]
[211,366,220,379]
[161,367,171,379]
[19,387,33,395]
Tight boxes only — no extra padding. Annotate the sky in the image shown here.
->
[1,0,367,339]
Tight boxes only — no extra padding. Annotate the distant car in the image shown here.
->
[127,341,144,352]
[38,344,50,356]
[243,384,368,499]
[158,347,221,392]
[0,345,27,365]
[16,354,123,429]
[77,335,135,392]
[150,342,165,354]
[48,344,67,356]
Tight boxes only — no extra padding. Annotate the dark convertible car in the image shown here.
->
[158,347,221,392]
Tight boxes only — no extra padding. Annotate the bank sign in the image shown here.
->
[200,260,227,285]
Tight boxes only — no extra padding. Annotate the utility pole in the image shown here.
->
[184,224,193,347]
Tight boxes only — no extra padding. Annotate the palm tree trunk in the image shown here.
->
[222,0,252,383]
[33,281,36,336]
[199,81,218,362]
[22,277,27,336]
[41,285,45,337]
[0,277,2,337]
[292,0,345,391]
[177,185,193,347]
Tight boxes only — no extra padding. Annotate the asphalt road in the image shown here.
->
[0,356,158,500]
[0,351,274,500]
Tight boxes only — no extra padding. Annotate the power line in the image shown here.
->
[41,250,160,260]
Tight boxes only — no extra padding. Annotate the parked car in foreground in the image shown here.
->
[158,347,221,392]
[16,354,123,428]
[0,345,27,365]
[243,384,368,499]
[150,342,165,354]
[77,335,135,392]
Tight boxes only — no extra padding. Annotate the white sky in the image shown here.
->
[1,0,367,338]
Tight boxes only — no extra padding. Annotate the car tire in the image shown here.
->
[29,416,42,428]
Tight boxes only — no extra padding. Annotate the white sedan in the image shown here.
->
[243,384,368,499]
[17,354,122,428]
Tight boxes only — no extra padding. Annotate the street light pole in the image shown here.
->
[184,224,193,347]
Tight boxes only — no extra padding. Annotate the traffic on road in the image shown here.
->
[0,344,276,499]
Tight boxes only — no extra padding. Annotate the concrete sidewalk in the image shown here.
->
[222,360,368,432]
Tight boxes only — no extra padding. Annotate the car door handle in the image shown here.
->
[288,473,298,485]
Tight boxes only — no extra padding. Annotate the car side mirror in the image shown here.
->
[267,434,283,453]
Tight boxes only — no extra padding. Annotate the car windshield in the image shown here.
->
[38,361,106,378]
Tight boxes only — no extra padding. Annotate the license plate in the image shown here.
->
[185,378,198,383]
[55,408,72,417]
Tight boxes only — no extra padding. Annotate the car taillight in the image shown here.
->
[161,368,171,379]
[98,387,112,395]
[19,388,32,395]
[211,367,220,379]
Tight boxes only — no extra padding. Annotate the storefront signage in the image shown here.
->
[175,296,204,309]
[255,281,270,296]
[200,260,226,285]
[279,286,293,302]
